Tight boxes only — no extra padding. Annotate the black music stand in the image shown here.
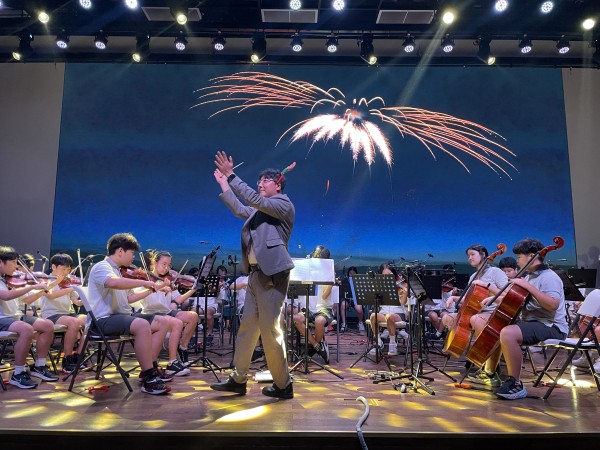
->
[349,274,400,374]
[188,251,223,381]
[394,268,455,395]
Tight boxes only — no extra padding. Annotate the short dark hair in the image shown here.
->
[513,238,544,257]
[0,246,19,263]
[258,168,285,192]
[311,245,330,259]
[50,253,73,267]
[347,266,358,277]
[466,244,488,258]
[107,233,140,256]
[498,256,518,270]
[216,265,228,275]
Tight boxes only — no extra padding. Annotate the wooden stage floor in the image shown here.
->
[1,327,599,449]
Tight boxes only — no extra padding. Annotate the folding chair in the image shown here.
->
[64,286,134,392]
[0,331,18,391]
[533,289,600,400]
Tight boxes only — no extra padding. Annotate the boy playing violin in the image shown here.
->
[38,253,87,373]
[87,233,172,395]
[0,246,61,388]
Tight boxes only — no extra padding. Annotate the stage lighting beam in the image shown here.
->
[326,35,338,53]
[13,32,33,61]
[441,35,454,53]
[291,34,303,52]
[359,35,377,65]
[556,35,570,54]
[518,36,532,54]
[403,35,415,53]
[213,33,226,51]
[95,30,108,50]
[476,36,495,65]
[251,35,267,63]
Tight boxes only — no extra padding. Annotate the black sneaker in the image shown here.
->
[30,365,59,382]
[495,376,527,400]
[205,335,214,346]
[166,360,190,377]
[141,370,171,395]
[62,354,79,373]
[9,371,38,389]
[251,347,265,363]
[317,341,330,364]
[177,348,191,367]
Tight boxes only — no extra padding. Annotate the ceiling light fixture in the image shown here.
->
[494,0,509,13]
[12,32,33,61]
[582,18,596,31]
[174,32,187,51]
[359,34,377,65]
[251,35,267,63]
[79,0,92,9]
[124,0,138,9]
[403,35,416,53]
[556,35,570,54]
[170,1,188,25]
[38,11,50,24]
[442,11,455,25]
[519,35,532,54]
[94,30,108,50]
[539,1,553,14]
[476,36,495,65]
[326,35,338,53]
[291,34,303,52]
[289,0,302,10]
[56,31,69,49]
[441,35,454,53]
[332,0,345,11]
[213,33,226,51]
[132,34,150,63]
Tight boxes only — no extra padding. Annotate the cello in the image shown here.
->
[442,243,506,358]
[466,236,564,367]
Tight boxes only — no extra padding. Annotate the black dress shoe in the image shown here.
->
[210,376,247,395]
[262,382,293,399]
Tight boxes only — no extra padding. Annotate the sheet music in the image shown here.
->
[290,258,335,285]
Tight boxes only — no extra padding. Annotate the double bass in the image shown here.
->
[466,236,564,367]
[442,243,506,358]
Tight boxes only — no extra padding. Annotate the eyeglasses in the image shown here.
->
[257,178,275,186]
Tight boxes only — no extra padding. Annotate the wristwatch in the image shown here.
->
[227,173,236,183]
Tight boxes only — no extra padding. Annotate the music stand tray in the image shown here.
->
[349,274,401,373]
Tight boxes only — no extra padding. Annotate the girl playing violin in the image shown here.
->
[0,246,61,389]
[38,253,86,373]
[131,250,199,374]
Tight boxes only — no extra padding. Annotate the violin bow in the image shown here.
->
[170,259,189,287]
[138,252,153,281]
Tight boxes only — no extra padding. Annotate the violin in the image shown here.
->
[120,265,155,281]
[467,236,565,368]
[165,270,196,290]
[59,274,82,288]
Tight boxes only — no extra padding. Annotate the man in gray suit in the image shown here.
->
[210,151,295,399]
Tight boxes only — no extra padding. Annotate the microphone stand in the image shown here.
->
[224,255,239,367]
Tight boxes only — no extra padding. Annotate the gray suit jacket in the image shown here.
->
[219,176,295,276]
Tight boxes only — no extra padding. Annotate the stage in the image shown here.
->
[1,327,599,449]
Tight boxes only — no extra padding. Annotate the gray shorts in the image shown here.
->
[517,320,566,346]
[46,313,79,324]
[0,315,37,331]
[94,313,154,336]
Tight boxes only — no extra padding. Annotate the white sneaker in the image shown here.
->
[398,330,410,340]
[593,359,600,373]
[388,342,398,356]
[358,322,365,332]
[381,330,389,339]
[572,353,588,368]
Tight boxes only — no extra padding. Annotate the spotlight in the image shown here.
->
[289,0,301,10]
[56,31,70,49]
[174,32,187,51]
[441,35,454,53]
[539,1,553,14]
[132,34,150,62]
[251,35,266,63]
[124,0,138,9]
[494,0,508,12]
[38,11,50,23]
[291,34,303,52]
[556,35,570,54]
[403,35,415,53]
[13,32,33,61]
[94,30,108,50]
[326,35,338,53]
[582,18,596,31]
[332,0,345,10]
[442,11,455,25]
[518,36,532,54]
[359,35,377,65]
[476,36,495,65]
[170,2,188,25]
[213,33,226,51]
[79,0,92,9]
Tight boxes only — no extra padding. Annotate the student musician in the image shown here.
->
[38,253,87,373]
[339,266,365,333]
[499,256,519,279]
[368,262,408,357]
[469,238,569,399]
[133,250,199,375]
[87,233,172,395]
[0,246,60,388]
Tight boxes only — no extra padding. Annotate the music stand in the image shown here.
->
[188,250,222,381]
[553,267,585,302]
[288,258,343,379]
[349,274,400,374]
[396,268,455,395]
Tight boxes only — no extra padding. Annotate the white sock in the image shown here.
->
[35,358,46,367]
[15,365,25,375]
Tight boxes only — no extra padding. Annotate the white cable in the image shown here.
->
[355,396,370,450]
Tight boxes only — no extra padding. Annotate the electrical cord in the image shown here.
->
[355,395,370,450]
